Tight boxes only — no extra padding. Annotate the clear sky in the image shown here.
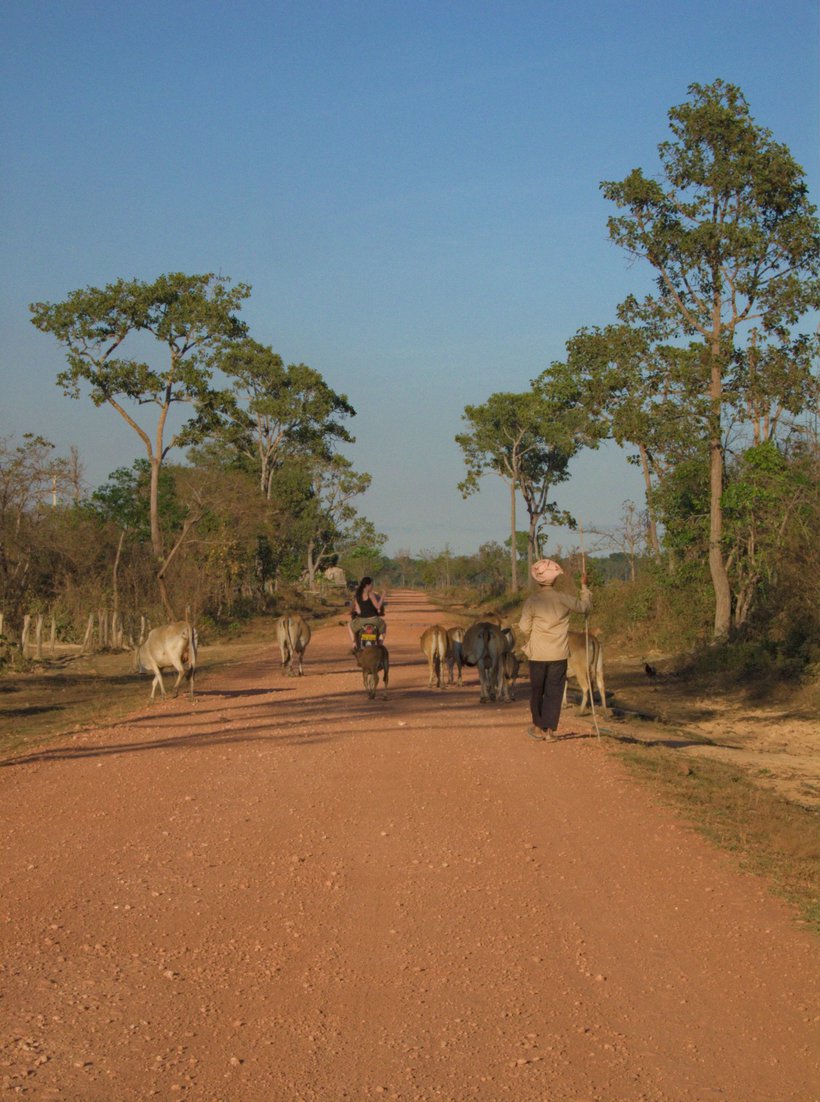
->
[2,1,817,556]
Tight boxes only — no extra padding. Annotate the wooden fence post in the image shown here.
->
[81,613,94,655]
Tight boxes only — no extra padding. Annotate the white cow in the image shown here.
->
[134,621,197,701]
[275,613,311,676]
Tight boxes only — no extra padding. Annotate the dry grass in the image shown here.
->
[616,743,820,933]
[0,638,267,761]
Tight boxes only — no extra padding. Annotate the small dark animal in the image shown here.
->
[356,643,389,700]
[645,662,658,679]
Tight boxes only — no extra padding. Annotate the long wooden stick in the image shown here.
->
[578,523,601,740]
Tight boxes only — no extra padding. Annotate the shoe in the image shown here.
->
[543,729,558,742]
[526,725,545,741]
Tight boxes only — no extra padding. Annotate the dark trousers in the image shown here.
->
[528,659,567,732]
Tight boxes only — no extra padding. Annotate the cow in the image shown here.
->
[446,626,465,686]
[462,621,507,704]
[564,629,608,716]
[134,621,197,701]
[356,643,389,700]
[275,613,311,676]
[500,625,521,701]
[420,624,451,689]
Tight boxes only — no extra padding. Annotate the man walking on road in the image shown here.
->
[519,558,592,741]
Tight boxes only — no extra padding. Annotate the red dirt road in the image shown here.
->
[2,591,818,1101]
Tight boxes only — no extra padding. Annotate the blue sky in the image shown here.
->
[2,1,817,555]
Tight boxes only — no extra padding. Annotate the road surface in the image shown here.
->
[2,591,818,1100]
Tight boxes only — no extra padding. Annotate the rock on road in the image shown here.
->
[1,591,818,1101]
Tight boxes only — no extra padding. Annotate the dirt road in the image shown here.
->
[2,591,818,1101]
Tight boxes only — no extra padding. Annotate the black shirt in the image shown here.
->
[356,596,381,618]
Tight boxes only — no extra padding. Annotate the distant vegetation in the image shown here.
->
[454,80,819,663]
[3,80,817,681]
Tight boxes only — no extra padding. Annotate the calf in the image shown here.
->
[446,626,465,686]
[134,621,196,701]
[420,624,450,689]
[356,643,389,700]
[565,629,608,716]
[275,613,311,676]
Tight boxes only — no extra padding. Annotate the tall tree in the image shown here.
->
[601,79,820,637]
[295,454,372,590]
[548,315,706,561]
[213,338,356,499]
[31,273,250,617]
[457,389,586,589]
[456,394,529,591]
[0,434,78,621]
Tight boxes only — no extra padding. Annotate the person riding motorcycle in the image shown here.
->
[348,577,387,652]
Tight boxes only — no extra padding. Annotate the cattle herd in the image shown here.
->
[133,610,608,716]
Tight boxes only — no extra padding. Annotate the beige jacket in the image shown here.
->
[518,584,592,662]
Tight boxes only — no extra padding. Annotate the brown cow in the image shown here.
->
[565,629,608,716]
[420,624,451,689]
[500,625,521,701]
[446,626,465,686]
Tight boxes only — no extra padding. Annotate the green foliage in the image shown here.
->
[212,338,356,499]
[456,386,590,587]
[601,78,820,638]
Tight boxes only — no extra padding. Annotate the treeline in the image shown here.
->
[0,428,386,648]
[454,80,819,658]
[3,80,819,675]
[2,272,388,646]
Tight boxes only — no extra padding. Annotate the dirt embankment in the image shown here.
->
[2,591,818,1101]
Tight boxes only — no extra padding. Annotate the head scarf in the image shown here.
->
[531,558,564,586]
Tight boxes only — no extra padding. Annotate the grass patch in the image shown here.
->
[615,743,820,933]
[0,599,349,763]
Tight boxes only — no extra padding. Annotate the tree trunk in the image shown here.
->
[149,422,176,620]
[526,512,539,575]
[111,529,125,616]
[509,480,518,592]
[708,333,732,640]
[638,445,662,560]
[305,542,317,591]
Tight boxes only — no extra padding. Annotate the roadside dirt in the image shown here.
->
[598,654,820,810]
[2,590,818,1101]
